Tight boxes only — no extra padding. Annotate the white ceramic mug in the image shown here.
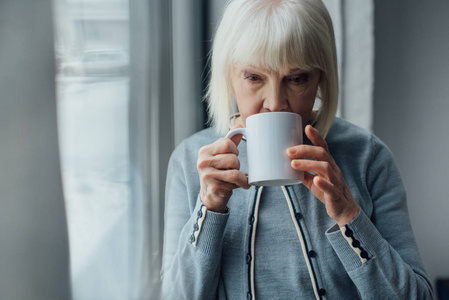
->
[226,112,304,186]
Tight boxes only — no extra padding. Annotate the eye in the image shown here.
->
[244,72,262,83]
[288,73,310,84]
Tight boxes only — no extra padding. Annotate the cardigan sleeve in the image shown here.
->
[326,135,434,299]
[160,142,229,299]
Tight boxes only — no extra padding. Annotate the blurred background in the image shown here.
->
[1,0,448,299]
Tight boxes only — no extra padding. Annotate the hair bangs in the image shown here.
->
[230,2,320,72]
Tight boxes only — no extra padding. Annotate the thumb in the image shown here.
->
[229,124,244,147]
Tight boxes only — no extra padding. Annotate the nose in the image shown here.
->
[263,82,289,112]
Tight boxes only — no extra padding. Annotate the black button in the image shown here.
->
[351,239,360,248]
[295,212,303,220]
[360,250,369,259]
[247,292,252,300]
[189,234,195,243]
[246,253,252,264]
[308,250,316,258]
[249,215,255,225]
[318,288,326,296]
[197,209,202,218]
[193,223,199,231]
[344,227,353,237]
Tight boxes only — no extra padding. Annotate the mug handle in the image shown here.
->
[225,128,246,139]
[225,128,248,176]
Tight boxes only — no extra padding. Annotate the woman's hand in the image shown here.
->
[288,125,359,227]
[197,126,250,213]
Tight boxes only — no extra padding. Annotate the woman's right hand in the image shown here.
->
[197,127,250,213]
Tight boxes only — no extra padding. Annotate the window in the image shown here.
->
[54,0,132,298]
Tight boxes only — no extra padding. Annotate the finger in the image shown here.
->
[203,169,250,189]
[229,124,244,148]
[305,124,329,151]
[301,171,316,191]
[313,175,338,197]
[203,178,240,195]
[300,172,325,203]
[287,144,329,160]
[200,138,239,156]
[200,153,240,170]
[312,176,359,225]
[291,159,338,182]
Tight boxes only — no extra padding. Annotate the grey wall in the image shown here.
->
[374,1,449,287]
[0,1,71,299]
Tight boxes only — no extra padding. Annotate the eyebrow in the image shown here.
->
[241,67,311,76]
[289,68,308,73]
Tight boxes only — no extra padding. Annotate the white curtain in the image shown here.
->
[128,0,174,298]
[55,1,133,299]
[54,0,174,298]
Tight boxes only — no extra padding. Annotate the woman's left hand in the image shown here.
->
[287,125,359,227]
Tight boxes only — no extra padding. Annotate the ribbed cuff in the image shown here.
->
[188,197,230,256]
[326,209,384,272]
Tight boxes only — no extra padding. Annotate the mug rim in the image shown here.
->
[246,111,301,121]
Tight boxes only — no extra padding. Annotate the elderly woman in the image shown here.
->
[161,0,433,299]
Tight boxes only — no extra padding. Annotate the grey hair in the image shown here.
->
[205,0,339,137]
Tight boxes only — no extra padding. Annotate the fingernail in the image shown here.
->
[287,148,295,155]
